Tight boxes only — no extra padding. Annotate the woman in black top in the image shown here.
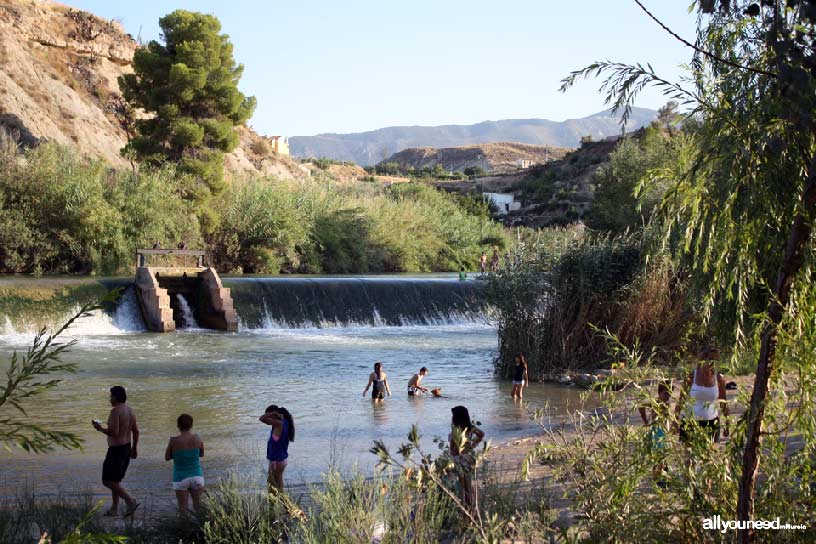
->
[363,361,391,402]
[511,354,528,400]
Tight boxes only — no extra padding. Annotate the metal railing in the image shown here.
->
[135,248,205,268]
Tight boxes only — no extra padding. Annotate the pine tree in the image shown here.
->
[119,10,256,229]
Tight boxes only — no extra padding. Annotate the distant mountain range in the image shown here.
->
[289,107,658,166]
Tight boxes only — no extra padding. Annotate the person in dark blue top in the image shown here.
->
[363,361,391,401]
[259,405,295,493]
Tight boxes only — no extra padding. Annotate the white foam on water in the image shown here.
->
[250,300,484,331]
[0,288,146,346]
[175,294,199,329]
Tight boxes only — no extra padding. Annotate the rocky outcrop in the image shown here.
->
[0,0,306,179]
[381,142,570,175]
[0,0,137,167]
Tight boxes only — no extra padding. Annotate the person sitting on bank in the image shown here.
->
[408,367,429,396]
[459,267,467,281]
[92,385,140,517]
[363,361,391,401]
[165,413,205,513]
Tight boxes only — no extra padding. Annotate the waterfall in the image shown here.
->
[227,276,486,329]
[1,275,487,335]
[175,294,199,329]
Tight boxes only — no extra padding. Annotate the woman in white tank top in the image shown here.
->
[676,346,729,443]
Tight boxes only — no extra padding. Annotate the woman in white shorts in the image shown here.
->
[511,353,529,400]
[164,413,204,512]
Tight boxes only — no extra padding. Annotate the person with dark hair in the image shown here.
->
[448,406,485,508]
[458,267,467,281]
[408,367,429,396]
[92,386,139,517]
[363,362,391,401]
[511,354,529,400]
[676,345,730,443]
[164,413,205,512]
[259,405,295,492]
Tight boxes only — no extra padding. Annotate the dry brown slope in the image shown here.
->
[382,142,571,174]
[0,0,306,179]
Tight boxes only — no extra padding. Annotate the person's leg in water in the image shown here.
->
[518,380,524,401]
[175,489,190,513]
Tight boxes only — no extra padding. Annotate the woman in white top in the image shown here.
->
[676,346,729,443]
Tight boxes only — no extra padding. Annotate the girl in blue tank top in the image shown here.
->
[259,405,295,492]
[164,413,204,512]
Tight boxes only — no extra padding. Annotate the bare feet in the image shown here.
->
[124,501,140,517]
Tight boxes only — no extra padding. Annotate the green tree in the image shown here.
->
[587,123,681,233]
[463,165,486,179]
[562,1,816,540]
[119,10,256,228]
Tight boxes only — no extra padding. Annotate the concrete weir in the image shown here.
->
[133,249,238,332]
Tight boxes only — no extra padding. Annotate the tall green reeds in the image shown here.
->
[487,228,689,377]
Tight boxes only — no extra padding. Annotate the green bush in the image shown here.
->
[0,137,509,275]
[0,142,199,275]
[487,228,689,376]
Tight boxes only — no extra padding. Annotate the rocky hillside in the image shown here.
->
[289,108,657,166]
[0,0,306,179]
[381,142,570,175]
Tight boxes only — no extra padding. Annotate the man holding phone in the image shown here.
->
[92,385,140,516]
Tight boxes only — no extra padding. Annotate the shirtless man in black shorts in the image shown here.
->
[92,385,140,516]
[408,367,429,396]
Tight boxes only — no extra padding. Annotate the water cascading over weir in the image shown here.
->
[134,249,238,332]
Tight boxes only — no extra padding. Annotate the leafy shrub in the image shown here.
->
[0,141,199,275]
[464,165,487,178]
[487,229,689,376]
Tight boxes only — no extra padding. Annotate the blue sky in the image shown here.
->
[64,1,699,136]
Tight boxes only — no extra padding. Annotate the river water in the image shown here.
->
[0,275,587,503]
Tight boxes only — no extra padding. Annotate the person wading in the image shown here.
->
[363,361,391,401]
[511,354,529,400]
[92,385,140,517]
[408,367,429,396]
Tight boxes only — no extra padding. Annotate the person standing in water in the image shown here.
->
[408,367,429,396]
[259,405,295,492]
[165,413,204,512]
[92,385,140,517]
[363,361,391,401]
[511,354,529,400]
[459,267,467,281]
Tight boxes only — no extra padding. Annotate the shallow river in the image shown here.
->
[0,276,587,503]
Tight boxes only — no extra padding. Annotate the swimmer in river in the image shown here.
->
[408,367,429,396]
[363,361,391,401]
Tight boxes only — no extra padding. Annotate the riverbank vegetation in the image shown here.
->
[486,1,816,540]
[0,134,507,276]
